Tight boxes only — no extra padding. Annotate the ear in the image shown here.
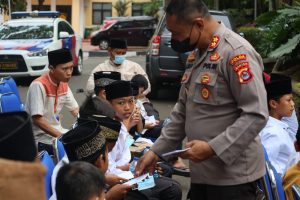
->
[49,65,54,72]
[269,99,278,110]
[194,18,204,29]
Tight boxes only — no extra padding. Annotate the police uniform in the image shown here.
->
[152,23,268,187]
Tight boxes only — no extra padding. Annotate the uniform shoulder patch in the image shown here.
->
[236,66,253,84]
[229,54,247,66]
[209,36,220,49]
[209,52,220,61]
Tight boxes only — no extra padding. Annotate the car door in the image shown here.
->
[111,21,135,45]
[57,21,78,65]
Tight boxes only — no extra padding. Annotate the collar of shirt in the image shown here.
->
[207,22,226,52]
[47,73,58,87]
[267,116,289,131]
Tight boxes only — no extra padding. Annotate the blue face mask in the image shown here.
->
[114,55,126,65]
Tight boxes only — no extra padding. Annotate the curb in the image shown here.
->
[85,50,147,57]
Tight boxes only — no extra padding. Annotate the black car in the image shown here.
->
[146,11,235,98]
[91,16,156,50]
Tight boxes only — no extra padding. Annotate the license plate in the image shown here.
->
[0,62,18,70]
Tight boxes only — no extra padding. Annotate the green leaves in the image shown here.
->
[269,33,300,58]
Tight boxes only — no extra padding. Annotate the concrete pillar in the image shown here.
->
[51,0,56,11]
[26,0,32,12]
[72,0,84,38]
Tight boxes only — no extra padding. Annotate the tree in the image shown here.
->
[143,0,162,18]
[0,0,27,14]
[113,0,131,16]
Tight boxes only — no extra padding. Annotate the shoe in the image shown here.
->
[173,167,190,177]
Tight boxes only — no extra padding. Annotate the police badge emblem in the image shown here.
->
[201,87,210,99]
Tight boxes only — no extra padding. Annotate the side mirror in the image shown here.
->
[59,31,70,39]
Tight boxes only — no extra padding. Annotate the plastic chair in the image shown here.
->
[259,147,274,200]
[0,77,21,102]
[39,151,55,200]
[52,138,65,164]
[0,93,23,113]
[292,184,300,200]
[264,147,286,200]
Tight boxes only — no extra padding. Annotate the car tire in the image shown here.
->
[73,51,83,75]
[99,39,109,50]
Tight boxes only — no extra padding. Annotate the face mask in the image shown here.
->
[113,55,126,65]
[171,23,200,53]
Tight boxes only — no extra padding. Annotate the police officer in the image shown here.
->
[135,0,268,199]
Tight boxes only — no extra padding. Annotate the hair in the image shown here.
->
[131,74,148,90]
[90,142,107,165]
[94,85,105,96]
[165,0,210,23]
[56,161,105,200]
[267,95,282,111]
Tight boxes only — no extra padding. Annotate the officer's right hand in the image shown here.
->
[135,150,159,176]
[105,184,132,200]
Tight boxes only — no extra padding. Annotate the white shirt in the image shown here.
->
[25,73,78,144]
[107,123,131,176]
[86,59,151,95]
[282,109,299,141]
[260,116,297,177]
[49,155,69,200]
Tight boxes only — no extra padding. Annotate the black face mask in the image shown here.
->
[171,23,199,53]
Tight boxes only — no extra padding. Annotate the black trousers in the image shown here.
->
[190,181,258,200]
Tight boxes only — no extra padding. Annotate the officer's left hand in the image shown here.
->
[179,140,215,162]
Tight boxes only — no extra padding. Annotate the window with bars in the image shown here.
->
[92,3,112,25]
[132,3,145,16]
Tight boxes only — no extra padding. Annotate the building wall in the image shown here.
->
[20,0,152,37]
[85,0,151,27]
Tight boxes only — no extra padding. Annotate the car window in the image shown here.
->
[58,21,65,33]
[0,21,53,40]
[64,22,74,35]
[117,21,135,29]
[58,21,74,35]
[135,20,155,28]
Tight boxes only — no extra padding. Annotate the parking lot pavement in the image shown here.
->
[82,39,148,57]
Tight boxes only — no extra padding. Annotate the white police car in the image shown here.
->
[0,11,83,77]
